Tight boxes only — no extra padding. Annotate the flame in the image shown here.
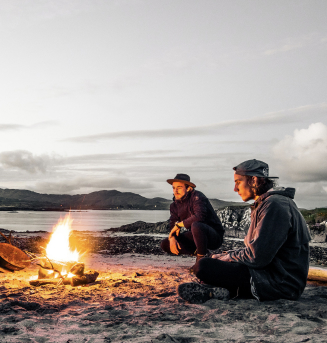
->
[46,214,79,262]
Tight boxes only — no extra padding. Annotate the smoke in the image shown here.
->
[273,122,327,182]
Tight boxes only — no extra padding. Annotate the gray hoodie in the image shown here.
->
[227,187,311,301]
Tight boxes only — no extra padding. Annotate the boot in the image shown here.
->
[189,254,205,274]
[196,254,205,263]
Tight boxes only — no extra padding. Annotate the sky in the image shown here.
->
[0,0,326,209]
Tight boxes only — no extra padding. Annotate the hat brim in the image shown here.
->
[167,179,196,188]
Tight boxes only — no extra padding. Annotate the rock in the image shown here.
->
[216,206,251,239]
[309,222,327,243]
[107,220,170,234]
[105,206,327,243]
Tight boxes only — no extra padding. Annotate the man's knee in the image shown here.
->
[190,221,203,234]
[160,238,170,253]
[193,257,211,279]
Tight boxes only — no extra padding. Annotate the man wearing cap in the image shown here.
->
[177,160,311,303]
[160,174,224,265]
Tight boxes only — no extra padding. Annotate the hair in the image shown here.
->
[245,176,278,197]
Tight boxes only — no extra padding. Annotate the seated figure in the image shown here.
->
[177,160,311,303]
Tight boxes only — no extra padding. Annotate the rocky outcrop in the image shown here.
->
[107,220,170,234]
[216,206,251,239]
[217,207,327,244]
[106,207,327,244]
[309,222,327,243]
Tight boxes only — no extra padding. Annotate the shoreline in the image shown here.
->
[1,230,327,267]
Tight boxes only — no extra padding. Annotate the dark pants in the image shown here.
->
[160,222,223,256]
[194,257,253,298]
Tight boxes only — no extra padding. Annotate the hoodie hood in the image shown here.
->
[253,187,296,210]
[267,187,295,199]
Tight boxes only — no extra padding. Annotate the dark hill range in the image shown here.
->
[0,188,246,211]
[0,189,171,211]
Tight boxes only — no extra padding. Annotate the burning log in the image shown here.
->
[29,278,71,286]
[70,262,85,276]
[31,258,98,286]
[29,272,99,287]
[71,272,99,286]
[26,214,99,287]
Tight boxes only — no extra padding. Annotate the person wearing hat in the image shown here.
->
[160,173,224,265]
[177,159,311,303]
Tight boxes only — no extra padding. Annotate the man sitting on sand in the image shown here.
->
[177,159,311,303]
[160,173,224,266]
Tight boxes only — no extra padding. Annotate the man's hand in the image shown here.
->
[168,225,181,240]
[169,236,181,255]
[211,253,222,259]
[211,253,232,262]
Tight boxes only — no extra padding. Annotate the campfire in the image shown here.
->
[29,215,98,287]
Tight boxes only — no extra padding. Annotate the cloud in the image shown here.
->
[291,182,327,209]
[262,33,325,56]
[30,120,59,129]
[263,42,303,56]
[0,0,97,27]
[0,150,61,174]
[62,103,327,143]
[30,176,154,194]
[0,124,25,131]
[272,122,327,182]
[0,121,59,132]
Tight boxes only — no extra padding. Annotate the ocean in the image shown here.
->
[0,210,170,233]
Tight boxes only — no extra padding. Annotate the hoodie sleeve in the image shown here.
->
[224,197,291,268]
[169,203,179,230]
[183,193,207,229]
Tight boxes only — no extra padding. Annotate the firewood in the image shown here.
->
[29,278,71,286]
[71,272,99,286]
[70,263,85,276]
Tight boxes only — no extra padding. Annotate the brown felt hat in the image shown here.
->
[167,173,196,188]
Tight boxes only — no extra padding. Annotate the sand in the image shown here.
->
[1,253,327,343]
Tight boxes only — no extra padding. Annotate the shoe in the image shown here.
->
[177,282,230,304]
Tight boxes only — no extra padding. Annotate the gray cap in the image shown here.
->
[233,159,279,179]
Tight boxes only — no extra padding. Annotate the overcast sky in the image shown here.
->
[0,0,326,209]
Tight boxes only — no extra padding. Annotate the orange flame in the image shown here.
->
[46,214,79,262]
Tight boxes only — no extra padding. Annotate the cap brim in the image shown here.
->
[167,179,196,188]
[234,170,279,179]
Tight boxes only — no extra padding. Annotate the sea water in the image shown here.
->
[0,210,170,232]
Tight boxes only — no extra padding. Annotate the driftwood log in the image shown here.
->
[308,267,327,282]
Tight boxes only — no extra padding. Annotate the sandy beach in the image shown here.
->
[1,248,327,343]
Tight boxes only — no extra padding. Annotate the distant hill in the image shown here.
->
[0,188,248,211]
[0,189,171,211]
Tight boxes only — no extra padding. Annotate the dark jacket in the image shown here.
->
[169,189,224,234]
[226,187,311,301]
